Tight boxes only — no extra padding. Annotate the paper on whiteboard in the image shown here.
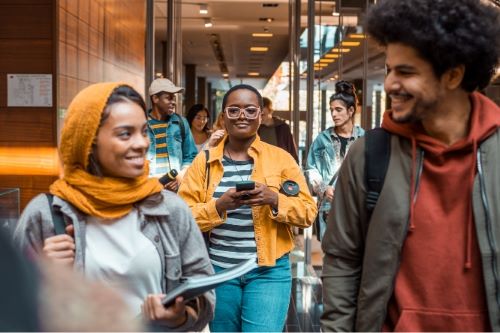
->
[7,74,53,107]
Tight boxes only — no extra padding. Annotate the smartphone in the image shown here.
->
[235,180,255,191]
[235,181,255,200]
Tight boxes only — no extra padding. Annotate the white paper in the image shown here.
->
[7,74,53,107]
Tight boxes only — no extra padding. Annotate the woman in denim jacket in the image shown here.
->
[305,81,365,240]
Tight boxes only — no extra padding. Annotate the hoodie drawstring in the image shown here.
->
[408,137,417,231]
[465,139,478,270]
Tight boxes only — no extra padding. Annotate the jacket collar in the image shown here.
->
[207,134,263,163]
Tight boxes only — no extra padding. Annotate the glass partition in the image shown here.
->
[0,188,20,234]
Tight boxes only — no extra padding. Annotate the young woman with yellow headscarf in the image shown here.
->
[14,82,214,330]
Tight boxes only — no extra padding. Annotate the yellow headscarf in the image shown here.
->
[50,82,163,219]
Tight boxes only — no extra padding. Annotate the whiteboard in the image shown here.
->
[7,74,53,107]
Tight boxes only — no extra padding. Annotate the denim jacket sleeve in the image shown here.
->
[179,116,198,169]
[305,132,329,196]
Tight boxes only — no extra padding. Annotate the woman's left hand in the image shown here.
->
[141,294,189,328]
[237,182,278,209]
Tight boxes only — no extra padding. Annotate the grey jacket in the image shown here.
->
[14,190,215,332]
[321,128,500,331]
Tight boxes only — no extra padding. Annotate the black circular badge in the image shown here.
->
[280,180,299,197]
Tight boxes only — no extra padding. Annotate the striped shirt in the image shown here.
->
[149,118,170,176]
[209,156,257,268]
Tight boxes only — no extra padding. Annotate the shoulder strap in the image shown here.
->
[175,113,186,141]
[204,149,210,190]
[45,194,66,235]
[364,128,391,218]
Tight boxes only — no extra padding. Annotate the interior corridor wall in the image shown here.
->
[58,0,146,116]
[0,0,147,210]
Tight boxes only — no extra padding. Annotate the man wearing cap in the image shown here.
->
[147,78,198,192]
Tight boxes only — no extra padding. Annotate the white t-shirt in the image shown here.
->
[85,209,162,315]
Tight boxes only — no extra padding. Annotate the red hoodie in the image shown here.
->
[382,92,500,331]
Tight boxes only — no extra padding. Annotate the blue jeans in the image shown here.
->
[209,255,291,332]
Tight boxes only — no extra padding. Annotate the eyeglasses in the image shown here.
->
[194,115,209,122]
[224,106,261,119]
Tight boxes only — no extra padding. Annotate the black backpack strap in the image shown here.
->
[175,113,186,142]
[364,128,391,217]
[45,194,66,235]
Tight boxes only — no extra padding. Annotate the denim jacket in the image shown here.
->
[147,112,198,177]
[13,191,215,332]
[305,125,365,213]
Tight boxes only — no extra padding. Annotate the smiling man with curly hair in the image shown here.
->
[320,0,500,331]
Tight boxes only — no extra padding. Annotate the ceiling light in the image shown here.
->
[348,33,366,39]
[199,4,208,14]
[250,47,268,52]
[332,11,340,16]
[248,72,260,76]
[318,63,328,67]
[204,19,213,28]
[341,41,360,47]
[324,54,339,58]
[331,48,351,53]
[222,73,229,78]
[252,33,273,37]
[259,17,274,22]
[319,58,334,63]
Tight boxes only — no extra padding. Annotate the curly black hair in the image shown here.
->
[365,0,500,92]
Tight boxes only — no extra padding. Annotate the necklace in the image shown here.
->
[224,147,251,182]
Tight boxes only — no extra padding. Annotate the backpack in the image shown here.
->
[45,194,67,235]
[364,127,391,219]
[173,113,186,142]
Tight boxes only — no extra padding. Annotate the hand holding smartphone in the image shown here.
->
[235,180,255,200]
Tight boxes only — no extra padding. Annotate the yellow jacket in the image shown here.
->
[178,135,317,266]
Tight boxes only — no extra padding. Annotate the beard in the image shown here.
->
[391,95,439,124]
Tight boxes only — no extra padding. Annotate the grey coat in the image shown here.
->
[321,128,500,331]
[14,190,215,332]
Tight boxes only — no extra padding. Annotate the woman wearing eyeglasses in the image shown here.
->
[186,104,226,152]
[178,84,317,332]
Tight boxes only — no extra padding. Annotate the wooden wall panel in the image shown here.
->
[58,0,146,112]
[0,1,56,209]
[0,0,146,210]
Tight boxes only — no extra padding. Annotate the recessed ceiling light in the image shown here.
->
[331,48,351,53]
[248,72,260,76]
[348,34,366,39]
[204,19,213,28]
[250,47,269,52]
[252,33,273,37]
[199,4,208,14]
[319,59,335,63]
[324,54,339,58]
[259,17,274,22]
[341,41,360,46]
[222,73,229,77]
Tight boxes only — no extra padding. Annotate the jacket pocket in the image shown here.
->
[164,253,182,291]
[265,175,282,191]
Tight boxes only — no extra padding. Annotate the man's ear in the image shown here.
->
[151,94,159,104]
[348,106,355,118]
[443,64,465,90]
